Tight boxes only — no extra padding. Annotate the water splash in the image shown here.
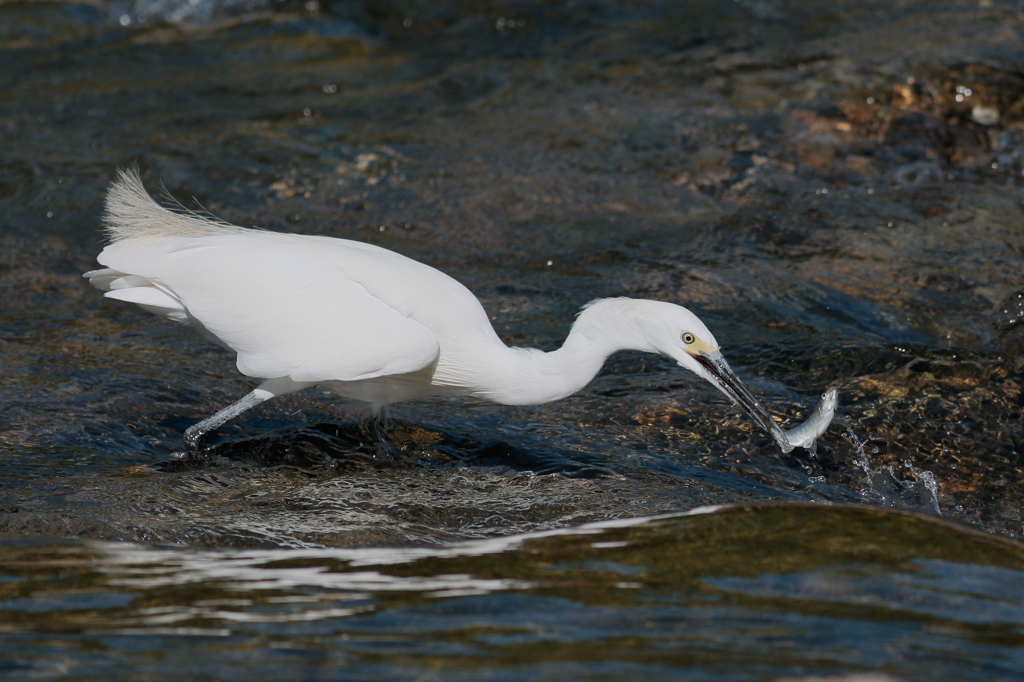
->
[836,416,941,515]
[109,0,281,27]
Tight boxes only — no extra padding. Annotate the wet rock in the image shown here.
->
[888,160,943,186]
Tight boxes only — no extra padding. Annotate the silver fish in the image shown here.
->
[774,384,838,453]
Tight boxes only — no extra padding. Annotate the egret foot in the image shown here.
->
[359,410,399,459]
[169,430,215,462]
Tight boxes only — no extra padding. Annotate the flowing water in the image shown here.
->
[1,0,1023,678]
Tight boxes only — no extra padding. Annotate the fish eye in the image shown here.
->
[682,332,696,345]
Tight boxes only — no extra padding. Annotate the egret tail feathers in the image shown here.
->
[103,165,254,243]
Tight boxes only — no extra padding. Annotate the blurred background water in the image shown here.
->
[1,0,1023,679]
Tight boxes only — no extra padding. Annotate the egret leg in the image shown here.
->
[366,407,390,442]
[183,389,271,451]
[361,408,398,459]
[181,377,308,454]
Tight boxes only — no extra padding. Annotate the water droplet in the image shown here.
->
[972,106,999,126]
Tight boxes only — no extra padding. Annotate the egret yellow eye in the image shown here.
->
[682,332,696,345]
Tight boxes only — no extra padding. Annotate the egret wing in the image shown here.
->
[101,235,441,383]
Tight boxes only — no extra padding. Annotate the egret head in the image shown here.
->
[619,299,783,441]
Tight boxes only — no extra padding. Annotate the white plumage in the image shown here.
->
[86,167,830,453]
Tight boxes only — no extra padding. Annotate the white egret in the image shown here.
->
[85,167,834,455]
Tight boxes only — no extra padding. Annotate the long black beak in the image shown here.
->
[690,351,787,443]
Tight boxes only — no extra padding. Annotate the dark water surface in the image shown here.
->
[1,0,1023,678]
